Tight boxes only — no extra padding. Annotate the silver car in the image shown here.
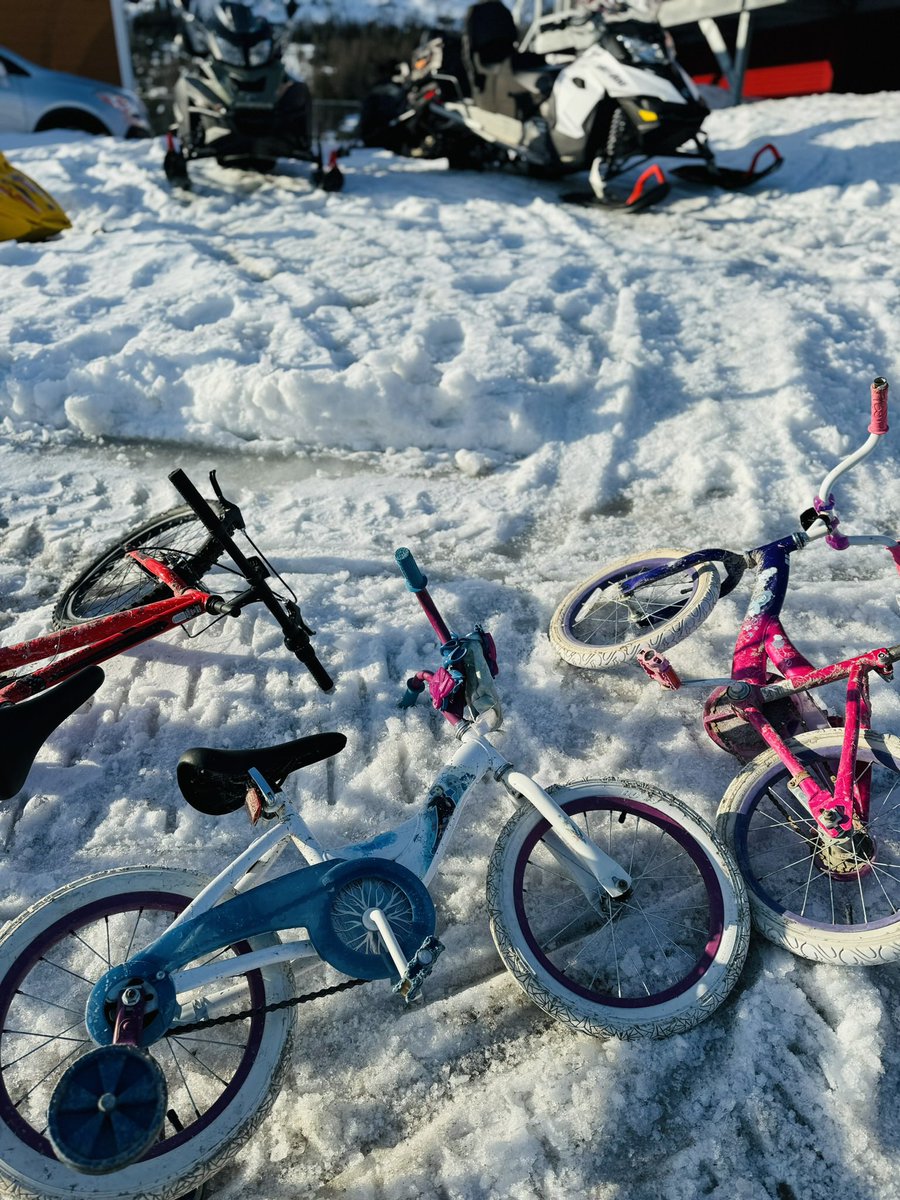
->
[0,45,151,138]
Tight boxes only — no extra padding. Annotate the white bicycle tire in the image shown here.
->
[717,728,900,964]
[549,548,720,670]
[487,779,750,1039]
[0,866,295,1200]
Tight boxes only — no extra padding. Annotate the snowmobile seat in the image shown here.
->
[466,0,518,66]
[464,1,551,119]
[0,666,104,801]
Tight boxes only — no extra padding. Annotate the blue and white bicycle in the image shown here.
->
[0,551,748,1200]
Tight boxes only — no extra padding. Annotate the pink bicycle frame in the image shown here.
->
[726,538,897,839]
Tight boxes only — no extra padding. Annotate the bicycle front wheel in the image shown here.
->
[0,867,295,1200]
[717,729,900,964]
[549,549,720,670]
[487,780,750,1039]
[53,503,236,627]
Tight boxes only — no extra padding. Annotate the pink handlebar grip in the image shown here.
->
[869,376,889,435]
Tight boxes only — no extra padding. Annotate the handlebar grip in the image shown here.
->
[869,377,889,435]
[294,642,334,692]
[168,468,226,534]
[395,547,427,592]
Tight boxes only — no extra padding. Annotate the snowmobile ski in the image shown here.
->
[673,143,783,190]
[563,164,670,213]
[163,133,191,190]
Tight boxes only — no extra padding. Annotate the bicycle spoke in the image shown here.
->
[533,893,610,949]
[124,908,148,961]
[625,894,698,965]
[70,927,113,969]
[35,956,95,988]
[170,1039,232,1090]
[4,1023,91,1071]
[13,991,83,1019]
[13,1040,85,1110]
[166,1038,202,1121]
[866,864,900,913]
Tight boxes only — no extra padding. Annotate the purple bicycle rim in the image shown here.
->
[0,890,266,1159]
[513,798,725,1008]
[563,558,690,640]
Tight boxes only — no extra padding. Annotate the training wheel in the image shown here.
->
[48,1045,168,1174]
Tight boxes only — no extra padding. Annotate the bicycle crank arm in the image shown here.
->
[505,771,632,897]
[365,909,444,1002]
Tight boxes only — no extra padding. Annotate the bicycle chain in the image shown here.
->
[169,977,367,1035]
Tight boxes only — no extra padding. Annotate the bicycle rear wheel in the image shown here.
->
[0,867,294,1199]
[549,549,720,670]
[53,503,235,627]
[487,780,750,1038]
[717,729,900,963]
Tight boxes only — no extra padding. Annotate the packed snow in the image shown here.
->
[2,89,900,1200]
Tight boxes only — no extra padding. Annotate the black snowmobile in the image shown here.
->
[359,0,782,210]
[164,0,342,191]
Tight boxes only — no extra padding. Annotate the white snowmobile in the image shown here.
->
[359,0,782,210]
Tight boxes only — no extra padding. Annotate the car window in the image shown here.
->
[0,56,29,77]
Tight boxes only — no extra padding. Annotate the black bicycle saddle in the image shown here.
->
[177,732,347,815]
[0,666,105,801]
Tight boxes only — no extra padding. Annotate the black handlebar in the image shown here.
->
[286,637,334,692]
[168,468,231,536]
[169,469,334,692]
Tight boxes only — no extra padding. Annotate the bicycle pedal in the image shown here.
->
[392,935,444,1004]
[637,647,681,690]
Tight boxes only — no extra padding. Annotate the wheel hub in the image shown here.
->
[815,822,876,880]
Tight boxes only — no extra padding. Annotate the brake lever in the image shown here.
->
[285,600,314,637]
[208,470,246,531]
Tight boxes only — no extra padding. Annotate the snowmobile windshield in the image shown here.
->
[207,1,276,68]
[601,20,669,65]
[582,0,662,20]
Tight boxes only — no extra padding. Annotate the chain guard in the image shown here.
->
[318,858,436,980]
[703,679,835,762]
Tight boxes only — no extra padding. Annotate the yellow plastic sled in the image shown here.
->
[0,153,71,242]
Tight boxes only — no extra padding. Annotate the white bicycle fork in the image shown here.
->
[456,726,633,898]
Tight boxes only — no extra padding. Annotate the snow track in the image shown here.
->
[2,91,900,1198]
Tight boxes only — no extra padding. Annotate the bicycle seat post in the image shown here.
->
[247,767,327,863]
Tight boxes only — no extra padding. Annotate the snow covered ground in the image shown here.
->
[2,90,900,1199]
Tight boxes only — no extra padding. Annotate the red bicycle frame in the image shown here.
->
[0,551,223,706]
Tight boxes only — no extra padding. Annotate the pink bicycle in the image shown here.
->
[550,377,900,964]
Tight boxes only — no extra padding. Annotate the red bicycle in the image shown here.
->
[0,469,333,801]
